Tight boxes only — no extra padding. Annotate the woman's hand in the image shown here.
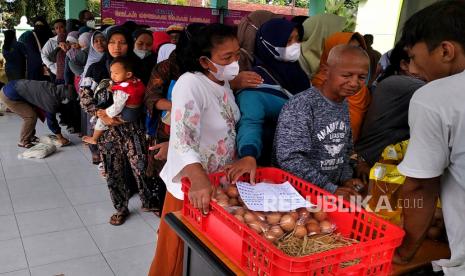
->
[230,71,263,90]
[149,141,169,160]
[183,163,214,215]
[224,156,257,184]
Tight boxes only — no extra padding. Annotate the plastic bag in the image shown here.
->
[367,162,405,225]
[39,135,63,147]
[20,143,56,159]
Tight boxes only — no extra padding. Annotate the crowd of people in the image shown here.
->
[0,1,464,275]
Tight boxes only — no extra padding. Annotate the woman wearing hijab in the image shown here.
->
[82,31,106,78]
[227,18,311,182]
[236,10,282,71]
[80,26,158,225]
[67,32,92,78]
[2,30,27,81]
[312,32,371,144]
[79,31,107,164]
[156,43,176,63]
[299,13,346,78]
[18,16,53,81]
[133,29,157,85]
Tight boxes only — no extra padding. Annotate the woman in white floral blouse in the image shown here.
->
[149,23,241,276]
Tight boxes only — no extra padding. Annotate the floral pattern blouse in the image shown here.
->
[160,72,241,199]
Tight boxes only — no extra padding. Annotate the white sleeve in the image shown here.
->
[105,90,129,118]
[398,100,450,178]
[167,75,206,178]
[41,39,57,74]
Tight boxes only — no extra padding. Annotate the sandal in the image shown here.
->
[141,207,162,217]
[92,158,101,165]
[109,209,129,226]
[18,142,34,148]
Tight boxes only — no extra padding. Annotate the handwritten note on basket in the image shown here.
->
[236,181,312,212]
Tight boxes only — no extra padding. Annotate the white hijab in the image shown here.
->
[157,43,176,63]
[82,31,106,77]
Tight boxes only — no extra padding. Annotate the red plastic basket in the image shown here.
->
[182,167,405,275]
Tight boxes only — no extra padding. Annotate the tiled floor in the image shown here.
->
[0,113,159,276]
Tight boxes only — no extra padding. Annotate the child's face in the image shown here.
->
[70,42,80,49]
[110,62,132,83]
[59,42,70,51]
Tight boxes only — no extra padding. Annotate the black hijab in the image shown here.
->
[253,18,310,95]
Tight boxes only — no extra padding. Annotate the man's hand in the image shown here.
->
[230,71,263,90]
[394,176,440,264]
[342,178,366,193]
[149,142,169,161]
[355,160,371,185]
[224,156,257,184]
[334,186,360,201]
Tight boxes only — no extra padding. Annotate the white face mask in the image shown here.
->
[86,20,96,29]
[207,58,239,82]
[262,39,301,62]
[133,48,150,59]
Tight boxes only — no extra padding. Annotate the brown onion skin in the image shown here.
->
[314,211,328,222]
[244,211,257,224]
[226,185,239,198]
[234,214,245,223]
[248,222,263,234]
[254,211,267,222]
[269,225,284,238]
[280,214,296,232]
[229,197,239,206]
[289,211,299,220]
[305,223,321,234]
[234,207,246,216]
[319,220,333,233]
[266,212,282,225]
[294,225,307,238]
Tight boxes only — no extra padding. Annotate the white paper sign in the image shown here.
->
[236,181,313,212]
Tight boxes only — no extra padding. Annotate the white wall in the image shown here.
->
[355,0,403,55]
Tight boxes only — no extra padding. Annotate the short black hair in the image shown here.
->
[401,0,465,52]
[182,23,237,73]
[133,28,153,41]
[363,34,374,46]
[378,40,409,82]
[53,19,66,27]
[110,56,134,73]
[78,10,92,22]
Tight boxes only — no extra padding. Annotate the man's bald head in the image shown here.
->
[327,44,369,67]
[321,44,370,102]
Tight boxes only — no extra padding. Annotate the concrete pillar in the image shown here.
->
[309,0,325,16]
[65,0,87,20]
